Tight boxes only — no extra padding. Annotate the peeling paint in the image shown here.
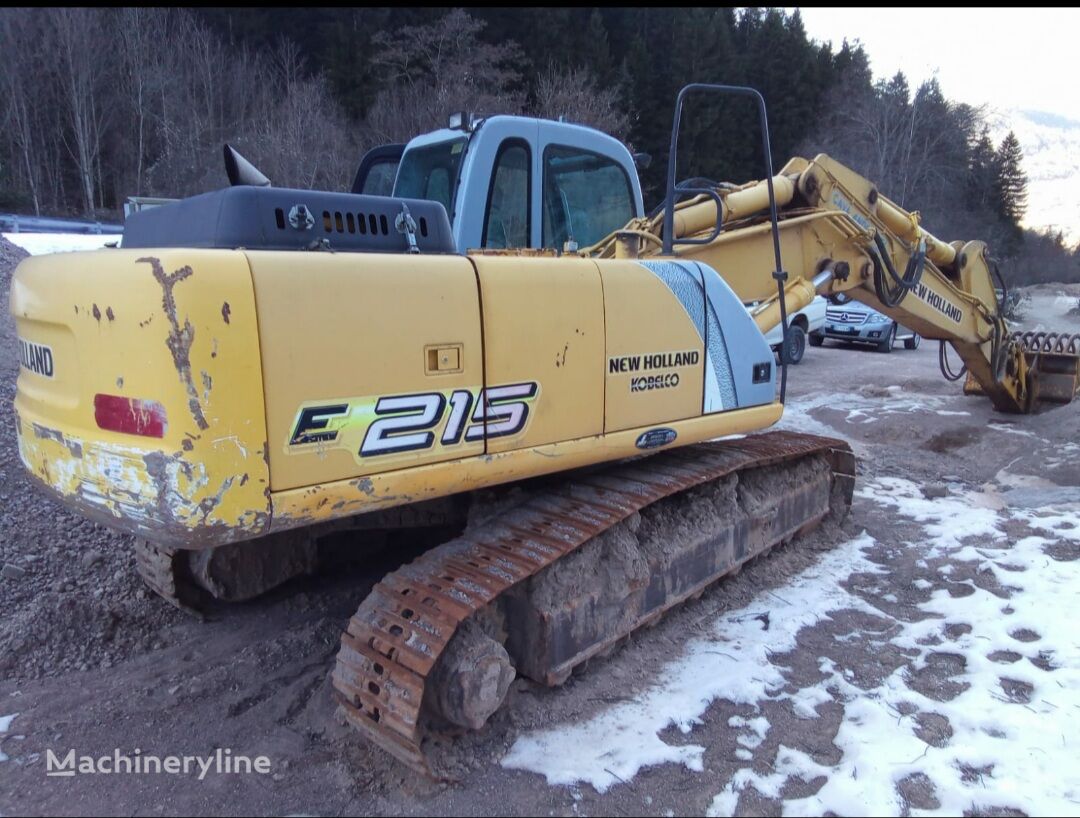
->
[221,302,231,324]
[137,256,209,431]
[92,304,101,322]
[32,423,83,458]
[106,306,115,322]
[353,477,376,496]
[197,476,235,524]
[116,376,124,389]
[181,438,193,452]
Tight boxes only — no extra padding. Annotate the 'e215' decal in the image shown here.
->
[288,382,539,459]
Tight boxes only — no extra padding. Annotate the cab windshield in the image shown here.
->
[392,137,467,218]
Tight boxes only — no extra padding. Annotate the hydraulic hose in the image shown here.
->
[872,233,925,309]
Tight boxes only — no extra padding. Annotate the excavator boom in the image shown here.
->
[597,150,1080,413]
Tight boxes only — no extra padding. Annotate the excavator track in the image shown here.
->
[331,430,855,775]
[133,539,205,617]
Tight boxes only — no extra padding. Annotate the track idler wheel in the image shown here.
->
[428,619,516,730]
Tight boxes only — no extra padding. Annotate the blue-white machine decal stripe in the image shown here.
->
[639,259,737,412]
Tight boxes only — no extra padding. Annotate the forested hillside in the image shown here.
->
[1,7,1076,283]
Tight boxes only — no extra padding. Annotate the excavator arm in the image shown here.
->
[593,152,1079,413]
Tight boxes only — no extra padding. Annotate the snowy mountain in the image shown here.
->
[988,108,1080,247]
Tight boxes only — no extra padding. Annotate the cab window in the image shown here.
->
[542,145,633,249]
[360,161,398,196]
[482,140,530,248]
[393,138,467,217]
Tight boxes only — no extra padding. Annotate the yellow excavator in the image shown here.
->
[10,84,1079,774]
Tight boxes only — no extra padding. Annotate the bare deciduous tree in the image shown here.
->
[531,65,630,142]
[0,9,45,214]
[364,9,524,143]
[47,8,112,216]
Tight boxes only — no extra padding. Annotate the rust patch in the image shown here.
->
[197,476,235,524]
[92,304,101,322]
[221,302,231,324]
[142,451,174,525]
[137,256,209,431]
[555,343,569,368]
[353,477,376,496]
[32,423,83,458]
[139,315,154,328]
[106,306,115,322]
[240,473,249,486]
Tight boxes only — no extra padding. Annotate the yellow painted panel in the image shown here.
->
[269,402,784,530]
[247,252,484,491]
[472,256,605,453]
[599,260,705,433]
[11,249,270,547]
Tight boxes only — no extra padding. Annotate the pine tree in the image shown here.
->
[968,125,997,212]
[994,131,1028,225]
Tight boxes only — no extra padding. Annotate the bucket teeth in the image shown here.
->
[1011,330,1080,356]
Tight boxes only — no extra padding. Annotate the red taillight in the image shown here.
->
[93,394,167,438]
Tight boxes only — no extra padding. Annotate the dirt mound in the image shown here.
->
[0,234,29,275]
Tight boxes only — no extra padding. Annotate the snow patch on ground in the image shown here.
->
[504,475,1080,817]
[855,477,1004,555]
[500,533,880,792]
[2,233,114,256]
[0,712,17,763]
[778,390,958,444]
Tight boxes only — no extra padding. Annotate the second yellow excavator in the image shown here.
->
[11,83,1079,774]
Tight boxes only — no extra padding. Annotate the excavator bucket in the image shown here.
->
[1014,331,1080,405]
[964,331,1080,408]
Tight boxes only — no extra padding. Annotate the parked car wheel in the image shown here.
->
[808,331,824,347]
[785,324,807,364]
[904,333,921,350]
[877,323,896,353]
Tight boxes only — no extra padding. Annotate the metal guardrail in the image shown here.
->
[0,213,123,235]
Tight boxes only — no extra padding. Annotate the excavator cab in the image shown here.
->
[351,143,404,196]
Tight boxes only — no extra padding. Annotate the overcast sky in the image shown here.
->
[791,7,1080,122]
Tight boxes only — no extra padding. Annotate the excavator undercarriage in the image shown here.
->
[334,431,854,775]
[135,430,853,775]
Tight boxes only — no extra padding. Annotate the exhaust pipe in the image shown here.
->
[223,144,271,188]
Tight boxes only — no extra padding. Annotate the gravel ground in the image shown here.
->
[1,235,1077,816]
